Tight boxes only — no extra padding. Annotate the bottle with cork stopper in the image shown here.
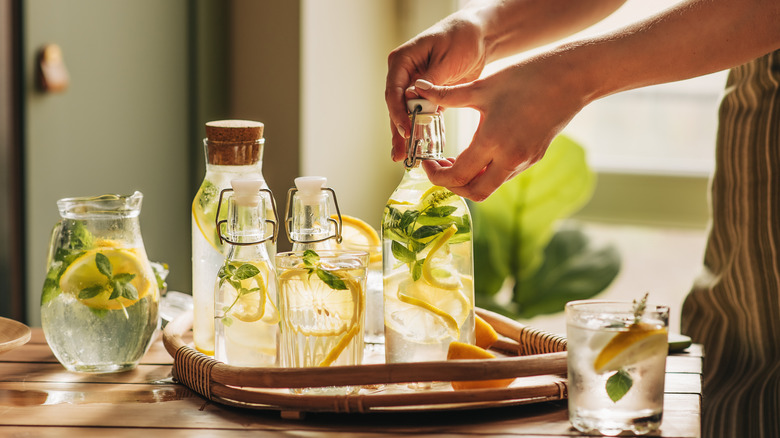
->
[192,120,275,356]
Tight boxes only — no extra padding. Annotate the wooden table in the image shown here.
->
[0,328,701,437]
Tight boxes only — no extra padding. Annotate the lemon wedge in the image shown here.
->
[475,315,499,349]
[222,263,280,324]
[593,323,668,373]
[59,247,153,310]
[447,341,515,390]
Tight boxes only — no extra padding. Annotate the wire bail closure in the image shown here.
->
[404,103,424,169]
[215,187,279,246]
[283,186,343,245]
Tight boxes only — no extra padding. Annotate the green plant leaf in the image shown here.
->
[512,224,620,318]
[79,285,104,299]
[606,369,633,402]
[470,135,618,318]
[316,268,347,290]
[235,263,260,280]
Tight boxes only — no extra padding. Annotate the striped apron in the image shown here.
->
[682,49,780,438]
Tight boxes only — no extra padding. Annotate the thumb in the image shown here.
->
[414,79,477,110]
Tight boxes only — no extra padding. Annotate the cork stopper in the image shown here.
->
[204,120,265,165]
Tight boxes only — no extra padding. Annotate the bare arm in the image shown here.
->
[416,0,780,201]
[385,0,627,161]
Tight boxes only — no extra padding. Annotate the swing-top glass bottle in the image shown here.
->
[381,99,475,364]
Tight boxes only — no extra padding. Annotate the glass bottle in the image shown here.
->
[381,99,475,364]
[284,176,341,251]
[41,192,160,373]
[213,178,279,366]
[192,120,275,356]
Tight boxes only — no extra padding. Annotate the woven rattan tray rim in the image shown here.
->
[162,308,568,414]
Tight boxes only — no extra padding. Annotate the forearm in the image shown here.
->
[463,0,627,62]
[567,0,780,103]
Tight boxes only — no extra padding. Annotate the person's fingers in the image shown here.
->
[385,53,415,146]
[423,139,494,191]
[390,120,406,162]
[413,79,481,110]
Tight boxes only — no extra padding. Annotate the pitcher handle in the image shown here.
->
[45,220,64,268]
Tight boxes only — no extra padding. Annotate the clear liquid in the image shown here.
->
[42,293,159,373]
[214,260,279,366]
[567,322,667,435]
[278,259,366,394]
[381,167,475,364]
[191,166,273,355]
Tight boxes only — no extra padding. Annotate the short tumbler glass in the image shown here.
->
[566,300,669,436]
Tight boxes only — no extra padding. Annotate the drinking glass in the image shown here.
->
[276,250,367,394]
[566,300,669,436]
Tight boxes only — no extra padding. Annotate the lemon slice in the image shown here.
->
[422,224,461,290]
[593,323,668,373]
[223,263,280,324]
[332,214,382,264]
[59,248,153,310]
[192,180,223,252]
[419,185,455,209]
[387,271,471,342]
[447,341,515,390]
[278,266,364,366]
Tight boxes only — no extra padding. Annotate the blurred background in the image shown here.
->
[1,0,722,332]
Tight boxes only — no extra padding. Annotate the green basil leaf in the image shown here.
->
[416,215,456,226]
[391,241,416,264]
[108,282,122,300]
[412,259,423,281]
[606,369,633,402]
[411,225,443,240]
[70,221,94,250]
[95,253,112,278]
[79,285,104,299]
[424,205,457,217]
[316,268,347,290]
[235,263,260,280]
[113,272,136,284]
[303,250,320,268]
[121,282,138,300]
[222,316,233,327]
[399,210,420,232]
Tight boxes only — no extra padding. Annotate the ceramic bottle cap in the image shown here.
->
[231,178,264,207]
[406,98,437,114]
[294,176,328,205]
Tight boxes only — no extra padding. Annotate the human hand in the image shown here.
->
[385,10,489,162]
[414,54,589,202]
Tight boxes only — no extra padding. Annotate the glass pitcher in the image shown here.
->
[41,191,160,373]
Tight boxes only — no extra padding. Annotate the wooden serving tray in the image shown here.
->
[162,308,568,417]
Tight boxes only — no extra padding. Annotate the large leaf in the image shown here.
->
[471,134,596,299]
[513,224,621,318]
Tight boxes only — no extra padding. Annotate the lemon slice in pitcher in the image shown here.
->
[60,248,153,310]
[593,323,668,373]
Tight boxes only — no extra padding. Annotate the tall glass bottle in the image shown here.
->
[284,176,341,251]
[381,99,475,364]
[192,120,275,356]
[214,179,279,366]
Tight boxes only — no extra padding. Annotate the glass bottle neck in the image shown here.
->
[290,201,336,251]
[406,112,444,168]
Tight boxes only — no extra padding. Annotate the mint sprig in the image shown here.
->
[604,292,650,402]
[217,262,263,327]
[77,252,138,302]
[302,250,347,290]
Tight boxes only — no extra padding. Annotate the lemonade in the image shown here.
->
[192,121,274,356]
[382,169,475,364]
[41,192,160,373]
[276,250,367,394]
[213,179,279,367]
[566,299,669,436]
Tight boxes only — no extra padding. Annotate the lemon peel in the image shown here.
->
[593,323,668,373]
[422,224,460,290]
[475,315,499,349]
[447,341,515,390]
[398,290,460,340]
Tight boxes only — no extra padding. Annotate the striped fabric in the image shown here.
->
[681,50,780,438]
